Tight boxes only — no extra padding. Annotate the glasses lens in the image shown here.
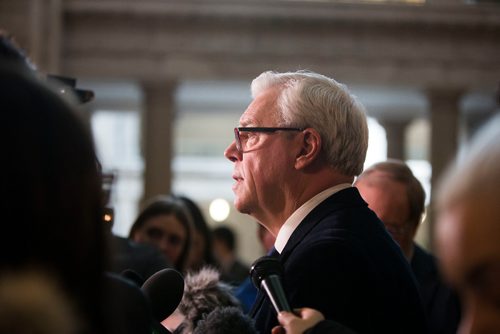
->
[234,128,241,152]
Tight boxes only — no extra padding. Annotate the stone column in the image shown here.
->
[380,118,410,160]
[29,0,62,73]
[46,0,62,73]
[141,80,178,204]
[427,88,463,247]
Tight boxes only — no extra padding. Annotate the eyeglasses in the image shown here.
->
[234,127,304,153]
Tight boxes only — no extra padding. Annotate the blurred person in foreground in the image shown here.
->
[0,30,36,71]
[355,160,460,334]
[435,114,500,334]
[0,36,153,334]
[224,70,427,334]
[0,63,107,333]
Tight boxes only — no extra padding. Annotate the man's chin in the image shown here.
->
[233,197,250,215]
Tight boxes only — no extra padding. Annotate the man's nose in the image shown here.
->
[224,140,240,162]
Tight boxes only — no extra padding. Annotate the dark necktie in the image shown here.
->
[268,246,279,257]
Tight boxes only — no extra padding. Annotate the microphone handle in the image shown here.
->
[261,274,292,313]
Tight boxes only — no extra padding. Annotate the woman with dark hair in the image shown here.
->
[0,64,107,334]
[177,196,217,272]
[129,195,193,272]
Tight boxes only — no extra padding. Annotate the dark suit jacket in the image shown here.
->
[251,188,428,334]
[411,244,460,334]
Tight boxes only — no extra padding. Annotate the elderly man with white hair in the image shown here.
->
[224,70,428,334]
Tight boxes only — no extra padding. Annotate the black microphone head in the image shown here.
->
[105,272,151,334]
[141,268,184,322]
[121,269,145,287]
[250,256,284,290]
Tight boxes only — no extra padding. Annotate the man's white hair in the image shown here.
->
[251,70,368,176]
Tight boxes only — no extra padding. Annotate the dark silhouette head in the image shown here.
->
[0,65,107,333]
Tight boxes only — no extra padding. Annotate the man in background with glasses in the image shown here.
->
[224,70,428,334]
[355,160,460,334]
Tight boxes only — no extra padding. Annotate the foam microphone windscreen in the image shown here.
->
[141,268,184,322]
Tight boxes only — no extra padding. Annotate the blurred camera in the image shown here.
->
[46,75,94,104]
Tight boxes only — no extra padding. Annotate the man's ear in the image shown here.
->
[295,128,321,170]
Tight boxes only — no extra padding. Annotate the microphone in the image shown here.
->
[141,268,185,322]
[121,269,145,287]
[250,256,292,313]
[104,272,152,334]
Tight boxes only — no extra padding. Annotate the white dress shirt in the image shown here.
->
[274,183,352,253]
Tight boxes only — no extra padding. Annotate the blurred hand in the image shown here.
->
[272,308,325,334]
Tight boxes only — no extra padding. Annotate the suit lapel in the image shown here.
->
[280,187,365,263]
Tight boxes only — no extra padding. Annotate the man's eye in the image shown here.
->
[246,133,259,143]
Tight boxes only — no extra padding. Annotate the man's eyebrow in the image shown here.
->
[239,118,256,127]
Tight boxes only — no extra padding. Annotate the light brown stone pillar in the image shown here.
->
[427,88,463,248]
[380,119,410,161]
[29,0,62,74]
[141,80,177,204]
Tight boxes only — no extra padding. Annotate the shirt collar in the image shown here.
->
[274,183,352,253]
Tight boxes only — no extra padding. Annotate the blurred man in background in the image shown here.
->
[355,160,460,334]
